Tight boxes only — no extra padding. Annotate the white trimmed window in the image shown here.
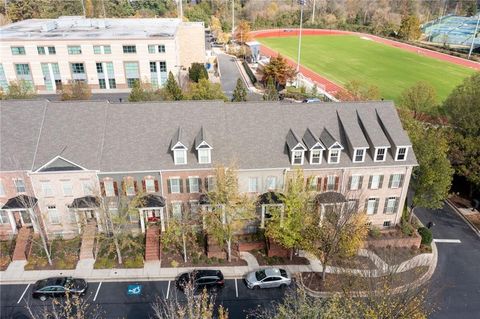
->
[396,147,408,161]
[265,176,277,191]
[328,149,340,164]
[61,181,73,196]
[206,176,216,192]
[292,151,304,165]
[190,200,199,214]
[366,198,378,215]
[174,149,187,165]
[82,180,93,196]
[0,210,9,224]
[47,205,60,224]
[104,180,115,197]
[248,177,259,193]
[171,202,182,219]
[41,181,54,197]
[125,178,135,196]
[145,179,156,193]
[310,150,322,164]
[0,180,5,196]
[350,175,361,190]
[384,197,398,214]
[327,175,336,191]
[169,178,181,194]
[188,177,200,193]
[369,175,383,190]
[353,148,366,162]
[198,148,211,164]
[390,174,403,189]
[375,147,387,162]
[14,179,26,193]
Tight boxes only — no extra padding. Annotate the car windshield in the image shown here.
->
[280,269,287,277]
[255,270,267,281]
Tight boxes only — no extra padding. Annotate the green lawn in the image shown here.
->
[259,35,475,102]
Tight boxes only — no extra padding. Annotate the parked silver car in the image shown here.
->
[244,268,291,289]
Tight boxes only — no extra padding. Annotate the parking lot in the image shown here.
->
[1,277,291,319]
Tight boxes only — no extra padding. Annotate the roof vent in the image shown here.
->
[41,21,57,32]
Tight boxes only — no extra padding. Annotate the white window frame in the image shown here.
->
[390,174,402,189]
[0,210,9,224]
[248,177,259,193]
[125,178,135,196]
[0,180,5,197]
[174,149,187,165]
[327,175,336,191]
[170,177,181,194]
[82,180,93,196]
[370,175,381,189]
[353,148,366,163]
[350,175,361,191]
[374,147,388,162]
[188,177,200,193]
[328,149,341,164]
[395,147,408,161]
[366,198,377,215]
[292,150,304,165]
[189,200,199,214]
[309,150,323,164]
[206,176,216,192]
[41,181,54,197]
[104,180,115,197]
[265,176,277,191]
[385,197,397,214]
[145,178,156,193]
[47,205,60,224]
[61,180,73,197]
[171,201,182,219]
[198,148,211,164]
[14,179,26,193]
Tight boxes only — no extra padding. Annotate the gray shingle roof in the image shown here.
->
[195,126,212,149]
[0,100,416,172]
[319,128,340,149]
[302,128,324,150]
[170,127,186,150]
[356,108,391,148]
[337,109,369,149]
[286,129,306,151]
[375,107,411,147]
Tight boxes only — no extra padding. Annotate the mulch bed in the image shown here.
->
[252,249,310,266]
[301,266,429,292]
[93,236,145,269]
[466,214,480,230]
[450,195,472,209]
[25,237,81,271]
[330,255,377,270]
[0,239,15,271]
[161,249,247,267]
[372,246,428,265]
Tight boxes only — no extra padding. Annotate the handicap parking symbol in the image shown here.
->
[127,284,142,296]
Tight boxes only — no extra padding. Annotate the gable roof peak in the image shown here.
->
[170,127,187,150]
[286,129,306,151]
[195,126,212,149]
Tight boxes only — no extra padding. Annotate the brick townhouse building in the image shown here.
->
[0,99,416,239]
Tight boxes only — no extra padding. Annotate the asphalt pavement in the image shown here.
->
[415,204,480,319]
[1,278,290,319]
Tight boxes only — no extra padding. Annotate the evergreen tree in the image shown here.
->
[128,80,158,102]
[188,63,208,83]
[188,78,227,101]
[263,78,279,101]
[231,78,247,102]
[163,72,184,101]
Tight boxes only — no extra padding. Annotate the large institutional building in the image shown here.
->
[0,100,416,239]
[0,16,206,93]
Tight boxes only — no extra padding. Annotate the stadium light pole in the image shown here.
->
[468,13,480,60]
[296,0,305,73]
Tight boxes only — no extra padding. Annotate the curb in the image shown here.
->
[445,199,480,238]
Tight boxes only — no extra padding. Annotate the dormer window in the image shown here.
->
[353,148,366,163]
[198,148,211,164]
[374,147,387,162]
[174,148,187,165]
[310,150,323,164]
[395,147,408,161]
[292,150,304,165]
[195,127,213,164]
[328,149,340,164]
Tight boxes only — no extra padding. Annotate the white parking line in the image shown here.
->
[166,281,171,300]
[17,284,30,304]
[234,278,238,298]
[93,282,102,302]
[433,239,462,243]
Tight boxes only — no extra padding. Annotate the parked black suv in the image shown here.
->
[176,270,224,292]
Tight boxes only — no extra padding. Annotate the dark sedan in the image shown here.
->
[32,277,88,301]
[176,270,224,292]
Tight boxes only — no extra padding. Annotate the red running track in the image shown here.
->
[251,29,480,95]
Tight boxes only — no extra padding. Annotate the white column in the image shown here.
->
[319,205,325,226]
[48,63,57,91]
[156,62,161,88]
[102,62,110,90]
[7,210,17,234]
[261,205,265,228]
[139,209,145,234]
[160,208,165,232]
[29,208,39,233]
[75,210,82,234]
[95,210,103,232]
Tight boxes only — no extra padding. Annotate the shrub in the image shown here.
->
[124,255,144,268]
[369,226,382,238]
[170,260,179,268]
[417,227,433,245]
[188,63,208,83]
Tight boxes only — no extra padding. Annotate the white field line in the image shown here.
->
[93,282,102,302]
[433,239,462,243]
[166,281,171,300]
[17,284,30,304]
[235,278,238,298]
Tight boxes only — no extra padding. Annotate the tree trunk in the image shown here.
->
[182,232,187,263]
[39,231,53,266]
[114,236,122,265]
[289,247,294,261]
[226,239,232,263]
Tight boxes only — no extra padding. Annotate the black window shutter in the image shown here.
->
[383,198,388,214]
[198,178,202,192]
[179,179,184,193]
[204,177,209,192]
[399,174,405,187]
[167,179,171,194]
[374,198,380,214]
[348,176,352,190]
[388,175,393,188]
[359,176,363,189]
[379,175,384,189]
[186,178,190,193]
[394,197,400,213]
[368,176,372,189]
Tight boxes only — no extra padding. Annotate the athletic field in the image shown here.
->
[258,35,475,102]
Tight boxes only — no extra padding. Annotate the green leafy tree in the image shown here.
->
[188,78,228,101]
[402,114,453,208]
[231,78,248,102]
[205,165,255,262]
[184,1,212,25]
[398,14,421,41]
[60,80,92,101]
[161,72,184,101]
[265,170,311,260]
[443,72,480,195]
[0,80,36,100]
[6,0,39,22]
[128,80,160,102]
[188,63,208,83]
[104,0,135,17]
[263,78,279,101]
[261,54,296,90]
[161,207,198,263]
[400,81,438,119]
[336,80,381,101]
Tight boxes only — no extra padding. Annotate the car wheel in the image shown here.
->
[253,285,260,290]
[280,284,287,289]
[39,295,47,301]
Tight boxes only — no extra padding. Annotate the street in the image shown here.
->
[415,204,480,319]
[0,278,290,319]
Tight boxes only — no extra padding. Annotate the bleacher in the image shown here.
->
[423,14,480,48]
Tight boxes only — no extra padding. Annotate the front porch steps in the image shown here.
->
[145,225,160,261]
[79,222,97,260]
[12,228,32,261]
